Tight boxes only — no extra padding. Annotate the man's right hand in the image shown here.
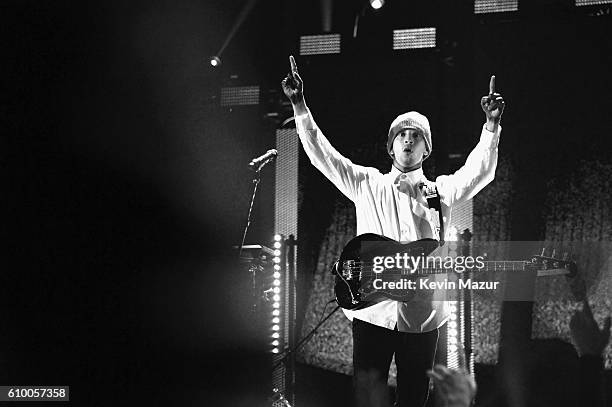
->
[281,55,306,113]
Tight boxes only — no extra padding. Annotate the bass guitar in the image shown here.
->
[332,233,575,310]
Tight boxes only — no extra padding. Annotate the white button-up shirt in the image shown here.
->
[295,109,500,332]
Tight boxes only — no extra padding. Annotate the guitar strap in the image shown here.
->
[419,181,445,246]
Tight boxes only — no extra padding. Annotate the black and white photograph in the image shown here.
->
[5,0,612,406]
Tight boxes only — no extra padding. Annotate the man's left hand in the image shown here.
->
[481,75,505,132]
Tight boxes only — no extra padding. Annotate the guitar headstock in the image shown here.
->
[529,249,577,278]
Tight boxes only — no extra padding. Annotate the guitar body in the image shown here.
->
[332,234,440,310]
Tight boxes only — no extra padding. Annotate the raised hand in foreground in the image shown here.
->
[570,299,611,357]
[427,344,476,407]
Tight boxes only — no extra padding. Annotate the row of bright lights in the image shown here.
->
[299,30,437,55]
[364,0,611,11]
[372,0,611,10]
[446,233,460,367]
[271,234,283,354]
[448,302,459,354]
[211,0,609,66]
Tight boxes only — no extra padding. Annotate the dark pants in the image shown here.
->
[352,319,439,407]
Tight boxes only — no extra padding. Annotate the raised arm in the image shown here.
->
[436,75,506,205]
[281,56,368,201]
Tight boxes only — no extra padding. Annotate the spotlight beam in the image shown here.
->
[320,0,333,32]
[216,0,260,58]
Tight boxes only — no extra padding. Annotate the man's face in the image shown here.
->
[391,128,427,169]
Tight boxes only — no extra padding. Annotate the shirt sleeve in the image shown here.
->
[294,109,369,202]
[435,124,501,206]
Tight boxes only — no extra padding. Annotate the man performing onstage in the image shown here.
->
[281,56,505,407]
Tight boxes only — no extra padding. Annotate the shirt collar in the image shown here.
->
[388,165,425,182]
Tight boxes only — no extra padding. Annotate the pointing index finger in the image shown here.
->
[290,55,297,73]
[489,75,496,95]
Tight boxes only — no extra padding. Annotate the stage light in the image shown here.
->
[273,242,281,249]
[272,348,279,353]
[272,325,280,331]
[370,0,384,9]
[273,257,281,264]
[393,28,436,50]
[273,280,280,286]
[273,294,280,302]
[576,0,612,4]
[299,34,341,55]
[273,302,280,308]
[274,234,282,241]
[272,332,280,339]
[210,56,221,67]
[273,287,280,294]
[274,249,281,257]
[393,27,436,50]
[272,317,280,324]
[273,271,281,279]
[272,340,279,346]
[272,310,280,316]
[220,86,259,106]
[474,0,518,14]
[447,300,460,370]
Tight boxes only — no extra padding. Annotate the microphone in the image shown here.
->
[248,149,278,171]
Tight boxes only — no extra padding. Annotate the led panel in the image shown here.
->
[220,86,259,106]
[393,28,436,50]
[275,129,299,239]
[272,128,299,406]
[575,0,612,5]
[299,34,341,55]
[474,0,518,13]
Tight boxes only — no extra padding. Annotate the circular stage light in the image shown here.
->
[370,0,384,9]
[210,56,221,67]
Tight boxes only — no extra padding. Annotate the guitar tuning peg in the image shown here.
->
[551,249,556,258]
[540,248,546,256]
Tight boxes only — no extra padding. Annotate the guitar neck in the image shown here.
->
[407,261,527,275]
[480,261,529,272]
[411,261,567,277]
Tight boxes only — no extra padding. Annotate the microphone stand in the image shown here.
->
[238,169,261,259]
[272,302,341,371]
